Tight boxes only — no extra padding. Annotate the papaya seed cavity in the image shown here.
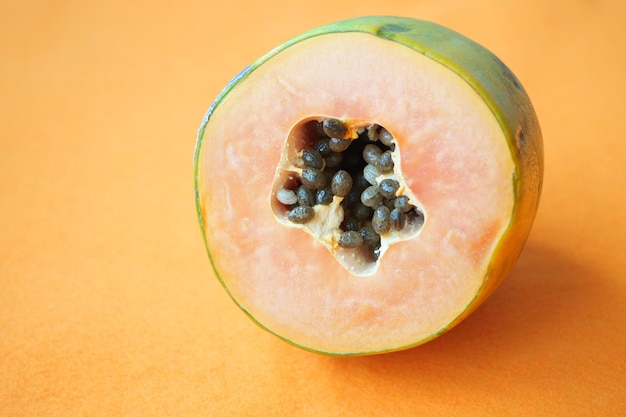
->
[271,117,425,276]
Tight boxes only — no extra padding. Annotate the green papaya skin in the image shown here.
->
[195,16,543,355]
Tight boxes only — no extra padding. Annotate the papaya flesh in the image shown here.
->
[194,16,543,355]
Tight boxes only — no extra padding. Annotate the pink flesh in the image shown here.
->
[197,33,514,354]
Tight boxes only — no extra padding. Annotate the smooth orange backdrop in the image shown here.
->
[1,0,625,415]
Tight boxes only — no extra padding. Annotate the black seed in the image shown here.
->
[359,225,381,246]
[329,136,352,152]
[301,167,327,189]
[322,118,348,138]
[316,187,333,205]
[301,147,324,169]
[363,164,379,185]
[367,125,380,142]
[372,206,391,235]
[338,230,363,248]
[377,197,395,211]
[352,203,372,221]
[379,178,400,199]
[379,128,394,147]
[361,185,383,207]
[341,216,360,232]
[331,170,353,197]
[288,206,315,224]
[393,195,412,213]
[390,208,406,230]
[377,150,394,174]
[313,138,332,155]
[324,151,343,168]
[296,185,315,207]
[362,144,382,165]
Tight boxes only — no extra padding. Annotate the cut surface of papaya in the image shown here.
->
[194,16,543,355]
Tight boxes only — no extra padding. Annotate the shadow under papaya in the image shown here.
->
[322,240,616,383]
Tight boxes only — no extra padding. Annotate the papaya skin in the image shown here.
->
[194,16,543,355]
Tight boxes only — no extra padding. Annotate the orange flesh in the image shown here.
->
[197,33,515,354]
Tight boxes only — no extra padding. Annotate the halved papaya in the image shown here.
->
[194,16,543,355]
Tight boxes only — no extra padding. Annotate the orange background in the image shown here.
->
[1,0,625,415]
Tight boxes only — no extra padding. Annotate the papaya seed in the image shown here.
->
[361,185,383,208]
[359,225,381,246]
[341,216,360,232]
[329,136,352,152]
[379,178,400,199]
[316,187,334,205]
[338,230,363,248]
[322,118,348,138]
[378,128,394,147]
[324,151,343,168]
[288,206,315,224]
[296,185,316,207]
[390,207,406,230]
[301,167,327,189]
[377,150,394,174]
[352,203,372,221]
[363,164,380,186]
[352,172,370,190]
[342,187,363,209]
[393,195,412,213]
[362,144,382,166]
[372,206,392,235]
[276,188,298,206]
[331,170,353,197]
[367,125,380,142]
[302,147,325,169]
[313,137,332,155]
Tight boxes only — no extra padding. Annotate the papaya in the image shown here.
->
[194,16,543,355]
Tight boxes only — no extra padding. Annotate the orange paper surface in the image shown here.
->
[1,0,625,415]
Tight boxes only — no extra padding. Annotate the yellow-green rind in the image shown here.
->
[194,16,543,356]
